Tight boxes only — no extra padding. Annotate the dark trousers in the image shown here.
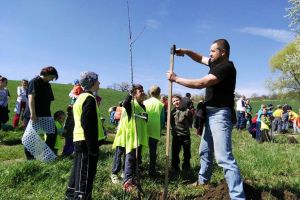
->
[66,151,98,200]
[45,133,57,152]
[256,121,262,141]
[236,111,246,129]
[282,113,289,132]
[24,148,35,160]
[63,136,74,156]
[148,137,158,175]
[272,117,282,133]
[111,146,125,175]
[63,112,75,156]
[124,147,142,183]
[171,135,191,171]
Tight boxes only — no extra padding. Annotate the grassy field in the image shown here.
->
[249,99,299,114]
[1,81,300,199]
[0,129,299,199]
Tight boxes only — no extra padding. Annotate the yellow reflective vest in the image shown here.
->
[112,100,148,154]
[54,121,64,150]
[144,97,164,140]
[73,92,105,142]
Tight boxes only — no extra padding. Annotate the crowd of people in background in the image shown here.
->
[235,95,300,143]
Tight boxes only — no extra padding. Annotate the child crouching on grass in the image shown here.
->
[65,71,105,200]
[44,110,65,155]
[53,110,66,155]
[170,95,193,174]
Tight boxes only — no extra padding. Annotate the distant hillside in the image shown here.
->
[5,80,127,123]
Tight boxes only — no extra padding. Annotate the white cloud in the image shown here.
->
[146,19,160,29]
[238,27,295,43]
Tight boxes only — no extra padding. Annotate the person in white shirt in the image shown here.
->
[236,96,246,130]
[12,79,29,129]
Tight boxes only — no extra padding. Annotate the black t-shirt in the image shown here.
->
[205,61,236,108]
[28,76,54,117]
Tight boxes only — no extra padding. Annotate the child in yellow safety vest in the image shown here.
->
[288,109,299,134]
[44,110,66,155]
[144,85,165,176]
[260,108,271,142]
[119,84,148,192]
[53,110,66,155]
[65,71,104,200]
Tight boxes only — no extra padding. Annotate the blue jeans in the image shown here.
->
[112,146,125,175]
[256,121,261,141]
[124,147,142,183]
[199,107,245,200]
[236,111,245,129]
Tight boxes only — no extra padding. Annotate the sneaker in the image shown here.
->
[111,174,120,184]
[123,179,135,192]
[120,172,124,179]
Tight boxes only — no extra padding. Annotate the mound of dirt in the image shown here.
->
[194,181,299,200]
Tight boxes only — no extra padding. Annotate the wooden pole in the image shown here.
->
[163,44,176,200]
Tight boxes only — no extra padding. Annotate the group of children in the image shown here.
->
[110,84,194,193]
[2,70,199,198]
[246,103,300,143]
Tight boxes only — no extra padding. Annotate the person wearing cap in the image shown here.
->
[120,84,148,192]
[69,78,84,105]
[65,71,105,200]
[144,85,165,176]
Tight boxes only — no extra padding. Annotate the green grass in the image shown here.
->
[250,99,299,114]
[1,81,300,199]
[0,129,300,199]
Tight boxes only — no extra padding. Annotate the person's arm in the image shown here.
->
[123,94,133,120]
[167,71,219,89]
[175,48,210,66]
[28,94,37,121]
[81,96,99,156]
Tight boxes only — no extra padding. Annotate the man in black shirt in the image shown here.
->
[167,39,245,199]
[22,66,58,161]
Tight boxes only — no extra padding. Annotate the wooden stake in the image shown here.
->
[163,44,176,200]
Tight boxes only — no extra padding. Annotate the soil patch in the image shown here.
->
[193,180,299,200]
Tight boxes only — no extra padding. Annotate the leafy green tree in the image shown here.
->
[268,38,300,97]
[286,0,300,34]
[267,1,300,98]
